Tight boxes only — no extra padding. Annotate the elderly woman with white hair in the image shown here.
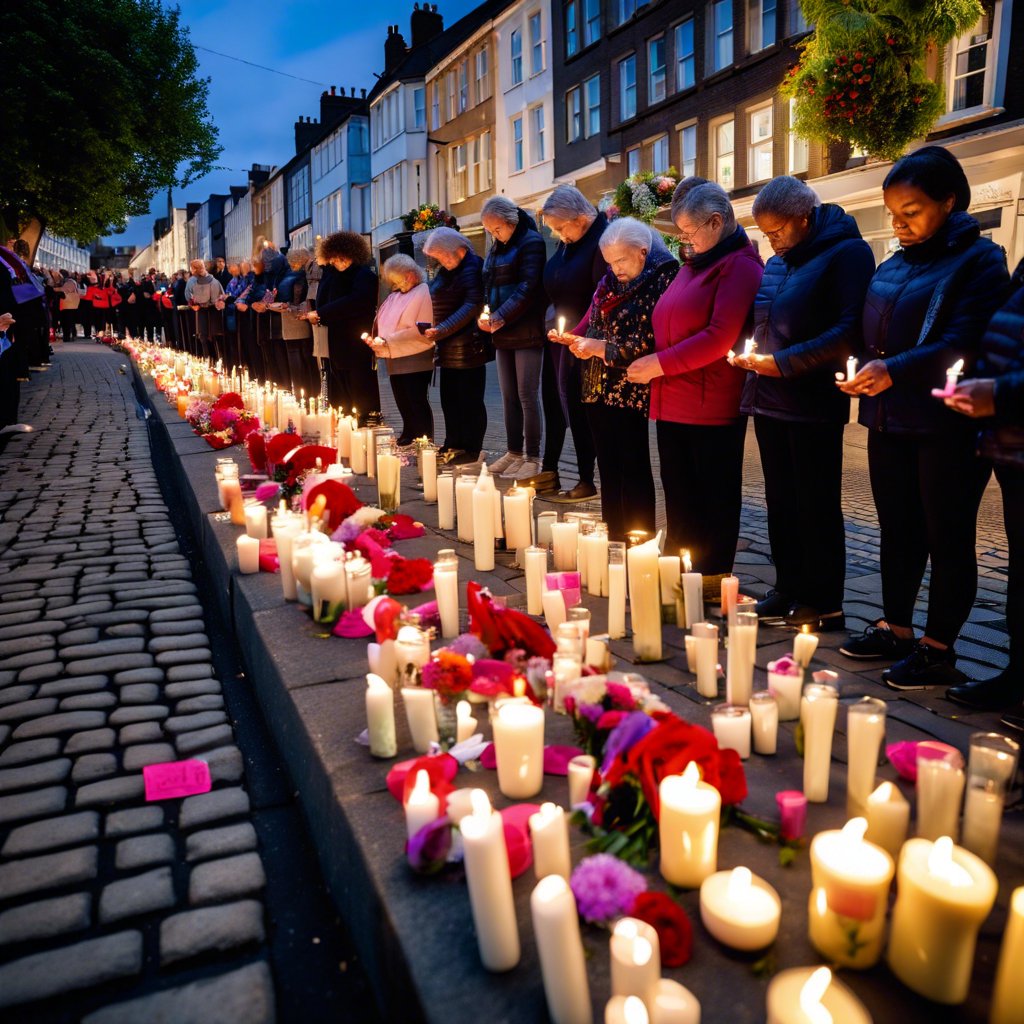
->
[732,176,875,632]
[559,216,678,539]
[366,253,435,445]
[626,180,763,596]
[422,227,488,465]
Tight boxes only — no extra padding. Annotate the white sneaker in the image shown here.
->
[489,451,522,475]
[507,458,541,480]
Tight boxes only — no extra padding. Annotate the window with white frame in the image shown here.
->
[475,47,490,103]
[351,185,370,234]
[616,0,638,26]
[647,134,670,173]
[583,0,600,45]
[512,115,524,171]
[748,103,773,182]
[567,86,583,142]
[531,104,546,163]
[712,116,735,190]
[529,12,544,74]
[626,147,641,176]
[450,143,468,203]
[287,168,310,227]
[314,189,344,236]
[648,36,667,104]
[459,61,469,113]
[947,8,997,114]
[430,82,441,130]
[566,1,579,56]
[679,123,697,177]
[470,131,493,193]
[413,87,426,129]
[748,0,777,52]
[709,0,733,72]
[788,98,808,173]
[585,74,601,136]
[789,0,810,35]
[312,130,342,182]
[675,19,695,91]
[447,71,458,121]
[372,165,404,225]
[511,29,523,85]
[350,118,369,155]
[619,54,637,121]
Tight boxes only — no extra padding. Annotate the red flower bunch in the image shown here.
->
[304,480,363,530]
[247,432,267,472]
[421,650,474,701]
[630,892,693,967]
[467,581,556,660]
[210,406,240,432]
[265,432,304,470]
[214,392,244,410]
[380,514,425,541]
[386,556,434,595]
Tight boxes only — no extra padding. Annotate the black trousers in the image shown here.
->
[440,365,487,454]
[585,401,655,540]
[868,430,991,646]
[389,369,434,443]
[542,341,567,473]
[542,342,596,483]
[284,337,317,398]
[656,418,747,576]
[754,415,846,611]
[995,463,1023,670]
[60,309,78,341]
[328,336,380,423]
[0,345,20,428]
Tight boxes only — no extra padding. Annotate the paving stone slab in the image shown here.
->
[38,674,110,697]
[60,637,146,659]
[163,710,228,734]
[0,785,67,825]
[75,775,146,808]
[0,844,97,900]
[159,899,265,965]
[72,752,119,783]
[174,693,225,714]
[175,723,235,756]
[166,663,216,682]
[2,811,101,856]
[150,618,207,637]
[0,737,61,767]
[0,684,37,706]
[60,691,118,711]
[185,822,258,863]
[64,727,116,753]
[178,787,250,830]
[0,756,71,793]
[188,851,266,905]
[99,865,176,924]
[122,742,176,771]
[119,682,161,704]
[0,891,91,946]
[113,666,165,685]
[105,805,165,838]
[13,710,108,740]
[0,648,59,671]
[65,652,155,676]
[115,832,176,871]
[117,721,165,745]
[164,679,220,701]
[0,697,59,723]
[154,648,213,668]
[203,745,245,784]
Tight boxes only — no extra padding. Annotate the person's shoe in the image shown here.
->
[839,621,916,660]
[552,481,598,502]
[451,450,483,467]
[755,589,792,623]
[883,643,966,691]
[999,704,1024,732]
[508,458,541,480]
[785,605,846,632]
[489,451,522,475]
[947,670,1023,712]
[520,469,559,493]
[0,424,33,436]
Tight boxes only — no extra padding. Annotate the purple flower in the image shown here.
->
[579,702,605,724]
[333,515,365,544]
[601,711,657,774]
[407,816,453,874]
[570,854,648,923]
[447,633,489,660]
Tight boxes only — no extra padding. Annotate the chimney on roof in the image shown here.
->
[411,2,444,49]
[384,23,408,72]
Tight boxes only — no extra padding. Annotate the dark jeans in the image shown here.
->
[284,337,317,398]
[543,342,596,483]
[389,370,434,443]
[440,365,487,454]
[656,418,747,576]
[995,463,1023,670]
[754,415,846,612]
[60,310,78,341]
[585,401,655,540]
[868,430,991,646]
[328,336,380,423]
[495,346,542,458]
[542,342,567,471]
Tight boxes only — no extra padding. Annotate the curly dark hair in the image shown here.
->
[318,230,371,265]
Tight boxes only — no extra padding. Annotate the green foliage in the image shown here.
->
[784,0,983,160]
[2,0,220,241]
[611,169,679,225]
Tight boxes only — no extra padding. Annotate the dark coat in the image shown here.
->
[543,211,608,328]
[315,263,377,344]
[859,211,1010,436]
[742,204,875,424]
[481,209,547,350]
[430,250,489,369]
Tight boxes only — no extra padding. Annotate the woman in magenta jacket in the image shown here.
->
[626,180,763,592]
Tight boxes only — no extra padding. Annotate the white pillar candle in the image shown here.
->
[455,473,476,542]
[991,886,1024,1024]
[537,510,558,547]
[887,836,998,1004]
[846,697,887,818]
[401,687,439,753]
[684,634,697,673]
[605,996,649,1024]
[711,704,751,759]
[365,428,378,478]
[350,428,367,474]
[529,802,571,881]
[503,486,532,551]
[542,589,567,631]
[377,449,401,511]
[864,781,910,859]
[236,535,260,574]
[365,673,397,758]
[551,521,579,572]
[766,967,872,1024]
[460,790,520,972]
[767,663,803,721]
[422,446,438,502]
[525,546,547,616]
[793,624,819,668]
[531,875,592,1024]
[808,818,895,968]
[491,485,503,541]
[338,415,352,458]
[437,472,455,529]
[801,682,838,803]
[586,529,609,597]
[456,700,477,743]
[395,625,431,687]
[658,555,680,606]
[608,542,627,640]
[719,575,739,618]
[648,979,701,1024]
[961,731,1019,865]
[681,551,702,628]
[610,917,660,1000]
[916,756,965,842]
[659,762,721,888]
[433,551,460,638]
[404,768,440,840]
[725,612,757,706]
[567,754,596,807]
[699,866,781,950]
[492,702,545,799]
[691,623,719,699]
[271,513,302,600]
[310,561,347,623]
[344,555,371,610]
[244,503,268,539]
[368,639,398,687]
[749,691,778,755]
[627,532,663,662]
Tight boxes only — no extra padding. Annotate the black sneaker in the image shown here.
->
[883,643,966,691]
[755,589,791,623]
[947,670,1022,711]
[839,621,916,660]
[784,605,846,633]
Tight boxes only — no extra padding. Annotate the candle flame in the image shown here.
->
[743,337,757,356]
[726,865,753,901]
[623,996,649,1024]
[801,623,811,635]
[949,358,965,376]
[681,760,701,788]
[927,836,973,887]
[469,789,491,819]
[799,968,834,1024]
[682,549,692,573]
[869,781,895,804]
[409,769,430,804]
[513,677,526,698]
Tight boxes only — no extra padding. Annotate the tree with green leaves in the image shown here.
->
[783,0,984,161]
[2,0,220,252]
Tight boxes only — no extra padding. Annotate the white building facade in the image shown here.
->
[36,232,91,273]
[312,116,373,239]
[224,191,253,265]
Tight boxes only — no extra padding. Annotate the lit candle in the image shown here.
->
[223,480,246,526]
[766,657,803,721]
[916,755,965,842]
[503,485,532,552]
[749,691,778,755]
[492,702,545,799]
[236,535,259,574]
[433,550,459,638]
[338,414,352,459]
[437,471,455,529]
[377,445,401,512]
[711,704,751,760]
[460,790,520,972]
[793,624,819,668]
[310,560,347,622]
[945,357,965,392]
[401,687,438,753]
[607,542,627,640]
[691,622,719,699]
[557,315,566,336]
[272,511,302,601]
[418,443,436,502]
[350,428,367,474]
[395,624,431,687]
[605,996,649,1024]
[529,802,571,881]
[525,545,547,615]
[567,754,596,807]
[659,762,721,888]
[887,836,997,1004]
[801,682,838,803]
[680,550,702,628]
[684,634,697,673]
[243,503,268,539]
[455,472,476,542]
[610,917,660,1000]
[537,510,557,547]
[404,768,440,840]
[647,980,701,1024]
[991,886,1024,1024]
[961,730,1019,865]
[699,865,781,950]
[846,696,886,818]
[531,875,592,1024]
[480,304,491,323]
[627,531,663,662]
[368,639,398,687]
[846,355,858,381]
[456,699,477,743]
[365,673,397,758]
[808,817,895,968]
[766,967,872,1024]
[743,337,757,356]
[542,589,568,631]
[344,555,371,610]
[725,611,757,706]
[551,521,579,572]
[719,575,739,618]
[864,781,910,859]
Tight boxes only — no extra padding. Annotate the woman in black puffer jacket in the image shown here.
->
[479,196,548,482]
[423,227,489,465]
[838,146,1010,689]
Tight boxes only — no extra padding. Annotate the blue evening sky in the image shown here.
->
[107,0,481,250]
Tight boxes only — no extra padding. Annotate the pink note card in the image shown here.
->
[143,760,212,801]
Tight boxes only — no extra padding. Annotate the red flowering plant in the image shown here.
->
[186,392,260,449]
[421,649,474,705]
[384,556,434,596]
[466,581,556,661]
[561,674,670,762]
[630,891,693,967]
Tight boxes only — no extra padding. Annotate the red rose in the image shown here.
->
[234,416,260,442]
[247,431,267,472]
[467,581,556,659]
[631,891,693,967]
[214,392,244,410]
[386,557,434,595]
[266,432,303,469]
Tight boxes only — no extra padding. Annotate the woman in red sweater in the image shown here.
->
[627,180,764,594]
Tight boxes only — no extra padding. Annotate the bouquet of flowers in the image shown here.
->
[402,204,450,232]
[561,674,670,761]
[612,170,678,225]
[186,392,260,449]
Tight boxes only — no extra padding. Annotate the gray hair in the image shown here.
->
[287,247,311,267]
[752,175,821,220]
[676,182,737,234]
[599,216,654,254]
[481,195,520,227]
[422,226,474,257]
[669,176,710,223]
[382,253,425,285]
[541,185,597,222]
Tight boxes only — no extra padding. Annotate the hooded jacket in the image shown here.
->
[429,249,489,369]
[481,209,547,350]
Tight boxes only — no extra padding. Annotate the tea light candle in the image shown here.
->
[365,673,397,758]
[647,980,700,1024]
[749,691,778,755]
[404,768,440,839]
[916,755,965,842]
[437,471,455,529]
[433,551,459,638]
[793,624,819,668]
[605,996,649,1024]
[711,704,751,759]
[455,472,476,542]
[525,546,547,616]
[244,503,268,539]
[700,865,781,950]
[401,687,439,753]
[236,535,260,574]
[888,836,997,1004]
[456,700,477,743]
[766,967,871,1024]
[846,696,886,818]
[808,817,895,968]
[864,781,910,858]
[767,658,803,721]
[628,532,663,662]
[725,612,757,706]
[610,917,660,1000]
[493,702,544,798]
[537,510,558,547]
[422,445,438,502]
[567,754,596,807]
[608,542,627,640]
[461,790,520,972]
[531,875,592,1024]
[659,761,720,888]
[801,683,838,803]
[681,550,703,628]
[991,886,1024,1024]
[551,521,579,571]
[691,623,719,699]
[719,575,739,618]
[503,486,532,552]
[659,555,680,607]
[529,802,571,881]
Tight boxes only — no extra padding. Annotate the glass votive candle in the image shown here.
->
[846,696,887,819]
[567,606,591,644]
[749,691,778,755]
[916,750,965,842]
[962,731,1019,865]
[728,593,758,628]
[567,754,597,807]
[711,704,751,760]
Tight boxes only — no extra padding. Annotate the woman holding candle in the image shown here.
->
[421,227,489,466]
[560,217,677,539]
[732,176,875,632]
[837,147,1010,688]
[268,247,317,399]
[626,181,763,596]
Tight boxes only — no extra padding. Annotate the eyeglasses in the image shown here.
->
[760,218,795,242]
[676,217,713,243]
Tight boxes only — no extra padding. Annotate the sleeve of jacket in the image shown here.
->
[316,267,377,325]
[494,236,546,326]
[995,371,1024,423]
[383,288,436,358]
[656,256,763,376]
[885,244,1011,385]
[433,259,484,340]
[183,279,195,303]
[774,241,875,378]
